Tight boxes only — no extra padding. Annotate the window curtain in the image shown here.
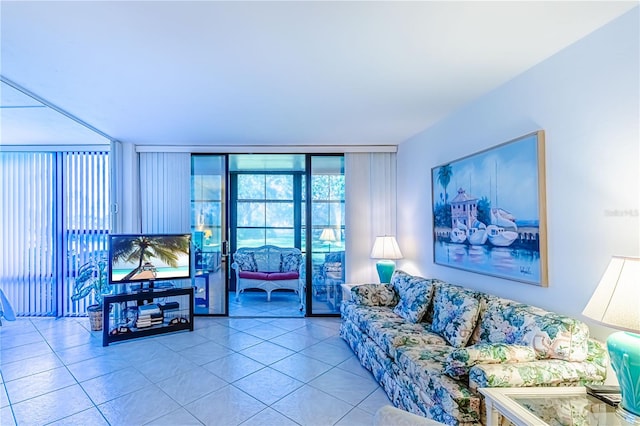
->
[138,152,191,234]
[344,152,397,283]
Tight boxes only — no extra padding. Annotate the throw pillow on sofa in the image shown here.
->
[351,284,398,307]
[476,300,590,362]
[444,343,537,379]
[392,279,434,323]
[431,284,481,347]
[234,252,258,272]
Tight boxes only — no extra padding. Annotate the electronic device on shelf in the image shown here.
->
[108,233,192,290]
[586,384,622,407]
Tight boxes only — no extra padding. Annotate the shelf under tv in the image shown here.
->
[102,287,194,347]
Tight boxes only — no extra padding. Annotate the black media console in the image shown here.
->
[102,287,194,346]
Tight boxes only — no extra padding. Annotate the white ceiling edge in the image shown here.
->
[0,144,109,152]
[135,144,397,153]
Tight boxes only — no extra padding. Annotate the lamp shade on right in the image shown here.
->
[582,256,640,420]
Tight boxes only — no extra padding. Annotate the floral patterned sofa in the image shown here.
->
[231,245,303,304]
[340,270,609,426]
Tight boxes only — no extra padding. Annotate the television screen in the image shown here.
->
[108,233,192,284]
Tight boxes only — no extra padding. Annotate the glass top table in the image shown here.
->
[479,387,638,426]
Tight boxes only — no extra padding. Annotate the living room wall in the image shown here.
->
[396,8,639,343]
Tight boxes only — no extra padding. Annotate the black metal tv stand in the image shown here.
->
[102,286,194,346]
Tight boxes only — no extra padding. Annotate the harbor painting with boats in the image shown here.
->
[431,131,547,286]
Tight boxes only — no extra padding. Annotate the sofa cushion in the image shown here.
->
[351,284,399,307]
[342,302,404,336]
[477,299,590,361]
[234,252,258,272]
[468,357,608,391]
[444,343,537,379]
[430,284,481,348]
[468,293,520,345]
[390,271,435,323]
[368,320,448,359]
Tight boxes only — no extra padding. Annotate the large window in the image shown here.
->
[0,151,109,316]
[230,155,305,250]
[235,174,299,248]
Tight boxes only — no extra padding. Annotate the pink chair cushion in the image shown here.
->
[265,271,299,280]
[238,271,299,280]
[238,271,270,280]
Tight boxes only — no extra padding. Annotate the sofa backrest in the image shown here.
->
[234,246,302,273]
[472,294,590,362]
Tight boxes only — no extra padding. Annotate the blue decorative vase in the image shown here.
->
[375,260,396,284]
[607,331,640,419]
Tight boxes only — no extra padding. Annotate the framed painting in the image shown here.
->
[431,130,548,286]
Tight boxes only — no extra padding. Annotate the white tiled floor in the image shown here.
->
[0,316,391,425]
[228,291,305,317]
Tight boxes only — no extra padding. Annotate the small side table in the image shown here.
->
[479,387,632,426]
[340,283,361,302]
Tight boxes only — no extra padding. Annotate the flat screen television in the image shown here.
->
[108,233,192,287]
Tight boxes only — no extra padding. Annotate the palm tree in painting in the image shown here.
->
[437,164,453,204]
[112,236,190,281]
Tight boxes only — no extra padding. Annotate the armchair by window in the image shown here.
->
[313,251,345,310]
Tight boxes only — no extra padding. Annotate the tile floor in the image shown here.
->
[228,291,305,317]
[0,315,391,426]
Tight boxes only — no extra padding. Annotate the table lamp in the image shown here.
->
[370,236,403,283]
[582,256,640,423]
[319,228,337,243]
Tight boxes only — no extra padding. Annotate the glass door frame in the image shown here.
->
[304,154,345,317]
[191,154,229,316]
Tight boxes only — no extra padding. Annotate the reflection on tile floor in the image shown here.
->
[229,291,336,317]
[0,316,391,425]
[229,291,304,317]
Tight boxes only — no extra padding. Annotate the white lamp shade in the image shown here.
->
[370,236,403,260]
[582,256,640,333]
[319,228,337,242]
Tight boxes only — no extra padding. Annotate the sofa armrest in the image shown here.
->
[585,338,609,370]
[350,283,399,307]
[468,358,607,391]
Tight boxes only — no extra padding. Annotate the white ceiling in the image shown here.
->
[1,1,637,147]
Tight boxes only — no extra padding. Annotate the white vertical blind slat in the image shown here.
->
[139,152,191,234]
[344,152,397,283]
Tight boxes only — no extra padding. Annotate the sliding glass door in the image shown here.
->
[191,153,345,317]
[306,155,345,315]
[191,155,228,315]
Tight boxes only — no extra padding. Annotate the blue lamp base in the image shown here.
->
[375,260,396,284]
[607,331,640,420]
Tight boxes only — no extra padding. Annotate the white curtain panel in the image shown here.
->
[345,152,398,283]
[110,141,142,234]
[138,152,191,234]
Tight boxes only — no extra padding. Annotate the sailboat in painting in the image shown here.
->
[467,219,488,245]
[450,220,468,243]
[487,208,518,246]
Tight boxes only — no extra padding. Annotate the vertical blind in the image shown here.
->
[0,151,109,316]
[0,152,56,315]
[63,152,110,316]
[344,152,397,283]
[139,152,191,234]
